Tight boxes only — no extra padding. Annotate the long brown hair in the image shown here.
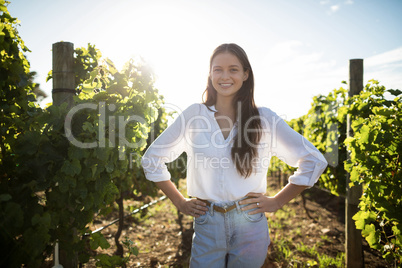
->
[202,43,262,178]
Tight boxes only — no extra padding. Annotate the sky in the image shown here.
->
[7,0,402,120]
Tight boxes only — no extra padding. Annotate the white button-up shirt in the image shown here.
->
[141,103,328,202]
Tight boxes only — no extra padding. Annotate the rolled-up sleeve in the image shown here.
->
[271,112,328,187]
[141,104,198,182]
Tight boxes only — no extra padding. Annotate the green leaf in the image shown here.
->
[98,235,111,249]
[362,224,380,248]
[76,184,88,200]
[105,58,118,75]
[90,232,110,250]
[358,125,370,143]
[94,147,109,162]
[71,158,82,175]
[3,202,24,230]
[15,131,40,155]
[89,233,100,250]
[353,211,366,230]
[46,70,52,82]
[130,246,139,256]
[391,225,401,236]
[0,194,12,202]
[105,161,114,173]
[83,193,94,209]
[0,4,8,12]
[61,160,74,176]
[373,107,393,117]
[82,121,95,133]
[68,147,88,160]
[31,212,51,228]
[350,169,360,183]
[388,89,402,96]
[59,176,75,193]
[91,165,97,177]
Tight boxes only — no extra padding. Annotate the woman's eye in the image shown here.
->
[231,69,238,72]
[214,69,222,72]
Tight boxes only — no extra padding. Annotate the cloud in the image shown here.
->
[330,5,340,12]
[257,44,402,119]
[365,47,402,90]
[365,47,402,67]
[320,0,353,14]
[262,40,338,77]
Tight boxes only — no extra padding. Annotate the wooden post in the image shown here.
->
[52,41,75,108]
[345,59,364,268]
[52,41,78,268]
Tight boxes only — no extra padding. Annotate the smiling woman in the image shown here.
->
[141,43,328,267]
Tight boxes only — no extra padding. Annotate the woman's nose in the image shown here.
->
[221,70,230,80]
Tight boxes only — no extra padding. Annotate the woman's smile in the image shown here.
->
[219,83,233,89]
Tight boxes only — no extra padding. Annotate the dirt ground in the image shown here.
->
[68,180,391,267]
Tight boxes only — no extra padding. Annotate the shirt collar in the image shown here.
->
[206,104,238,126]
[206,104,217,118]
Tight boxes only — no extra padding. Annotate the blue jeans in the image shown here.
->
[190,197,270,268]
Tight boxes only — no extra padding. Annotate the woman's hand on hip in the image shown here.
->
[177,198,208,218]
[238,192,281,214]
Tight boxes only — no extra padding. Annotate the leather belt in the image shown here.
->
[197,196,252,214]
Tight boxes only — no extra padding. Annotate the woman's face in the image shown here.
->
[210,52,249,99]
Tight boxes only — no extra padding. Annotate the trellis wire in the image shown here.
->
[84,195,167,236]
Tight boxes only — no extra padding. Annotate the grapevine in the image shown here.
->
[270,80,401,263]
[0,2,169,263]
[345,80,402,263]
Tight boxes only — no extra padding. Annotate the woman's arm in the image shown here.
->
[239,183,307,214]
[240,108,327,214]
[155,180,208,217]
